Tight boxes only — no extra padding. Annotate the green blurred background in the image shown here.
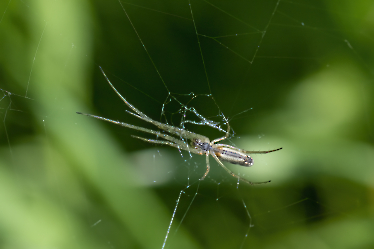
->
[0,0,373,248]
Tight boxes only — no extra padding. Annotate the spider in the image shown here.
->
[77,67,282,185]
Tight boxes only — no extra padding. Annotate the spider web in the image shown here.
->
[1,0,374,248]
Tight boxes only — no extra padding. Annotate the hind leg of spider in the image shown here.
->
[211,153,270,185]
[241,147,283,154]
[214,144,283,154]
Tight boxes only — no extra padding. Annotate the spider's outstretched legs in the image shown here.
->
[77,68,281,186]
[99,67,210,144]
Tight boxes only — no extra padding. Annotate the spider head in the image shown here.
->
[192,139,210,152]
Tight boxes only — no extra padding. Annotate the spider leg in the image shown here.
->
[214,144,282,154]
[131,135,202,155]
[99,67,150,120]
[131,135,180,149]
[210,152,270,185]
[241,147,283,154]
[211,121,231,144]
[76,112,163,136]
[199,154,210,181]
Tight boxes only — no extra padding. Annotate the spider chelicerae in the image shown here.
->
[77,67,282,185]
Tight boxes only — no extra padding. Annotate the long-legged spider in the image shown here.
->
[77,67,282,185]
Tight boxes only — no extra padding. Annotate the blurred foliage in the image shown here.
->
[0,0,373,248]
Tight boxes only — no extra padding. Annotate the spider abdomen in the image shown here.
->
[213,147,254,167]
